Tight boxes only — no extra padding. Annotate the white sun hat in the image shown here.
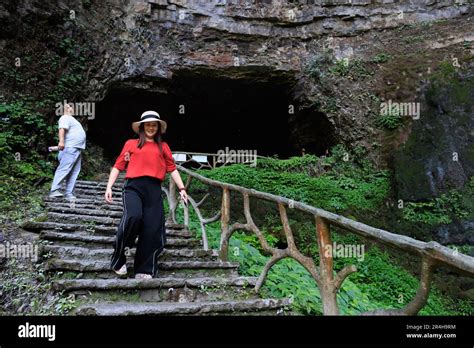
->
[131,111,167,134]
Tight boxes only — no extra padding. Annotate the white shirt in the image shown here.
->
[58,115,86,149]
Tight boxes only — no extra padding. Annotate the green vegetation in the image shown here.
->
[304,51,332,80]
[305,52,373,81]
[428,59,474,106]
[198,145,390,214]
[0,97,53,164]
[175,205,472,315]
[170,145,473,315]
[0,37,94,223]
[431,60,457,81]
[0,97,54,223]
[402,185,472,225]
[376,107,403,130]
[329,58,373,80]
[0,258,78,315]
[0,176,46,225]
[371,53,392,64]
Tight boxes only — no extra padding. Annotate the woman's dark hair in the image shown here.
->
[137,122,163,154]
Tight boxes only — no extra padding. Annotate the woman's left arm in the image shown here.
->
[170,169,188,204]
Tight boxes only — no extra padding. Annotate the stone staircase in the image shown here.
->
[23,178,291,315]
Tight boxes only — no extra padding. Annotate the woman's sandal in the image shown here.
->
[135,273,152,279]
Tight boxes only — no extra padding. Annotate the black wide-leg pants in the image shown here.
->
[110,176,166,276]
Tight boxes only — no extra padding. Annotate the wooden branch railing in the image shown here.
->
[165,165,474,315]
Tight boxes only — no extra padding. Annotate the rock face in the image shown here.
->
[1,0,472,150]
[394,69,474,201]
[435,219,474,245]
[78,0,472,95]
[392,67,474,245]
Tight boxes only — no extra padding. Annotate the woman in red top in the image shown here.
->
[105,111,188,279]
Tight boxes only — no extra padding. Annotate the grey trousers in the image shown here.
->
[50,147,82,195]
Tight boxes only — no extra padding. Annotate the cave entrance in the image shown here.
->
[89,70,335,163]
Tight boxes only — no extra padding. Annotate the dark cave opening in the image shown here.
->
[89,71,335,163]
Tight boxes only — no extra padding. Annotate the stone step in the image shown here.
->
[48,206,191,234]
[23,221,116,234]
[74,298,291,316]
[72,189,122,196]
[48,206,123,218]
[23,221,192,238]
[76,179,125,187]
[44,197,123,207]
[52,276,259,303]
[73,188,124,197]
[46,212,188,228]
[40,231,201,248]
[45,202,124,212]
[46,259,239,272]
[46,259,240,278]
[165,223,188,230]
[41,245,217,261]
[71,186,168,197]
[47,212,121,225]
[53,275,256,292]
[74,183,122,191]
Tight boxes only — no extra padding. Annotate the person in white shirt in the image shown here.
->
[49,103,86,200]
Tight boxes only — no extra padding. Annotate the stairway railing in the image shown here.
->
[164,165,474,315]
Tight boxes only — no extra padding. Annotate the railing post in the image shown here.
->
[401,257,435,315]
[315,216,339,315]
[168,178,177,224]
[183,200,189,228]
[182,175,192,228]
[219,187,230,261]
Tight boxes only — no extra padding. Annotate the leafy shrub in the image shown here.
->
[0,97,49,156]
[329,58,373,79]
[304,51,333,80]
[376,108,403,130]
[372,53,392,64]
[402,187,471,225]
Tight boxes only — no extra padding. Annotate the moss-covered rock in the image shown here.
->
[394,67,474,201]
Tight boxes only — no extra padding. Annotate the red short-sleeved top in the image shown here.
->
[113,139,177,180]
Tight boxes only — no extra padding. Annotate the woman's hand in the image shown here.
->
[170,170,188,205]
[179,189,188,205]
[105,187,113,203]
